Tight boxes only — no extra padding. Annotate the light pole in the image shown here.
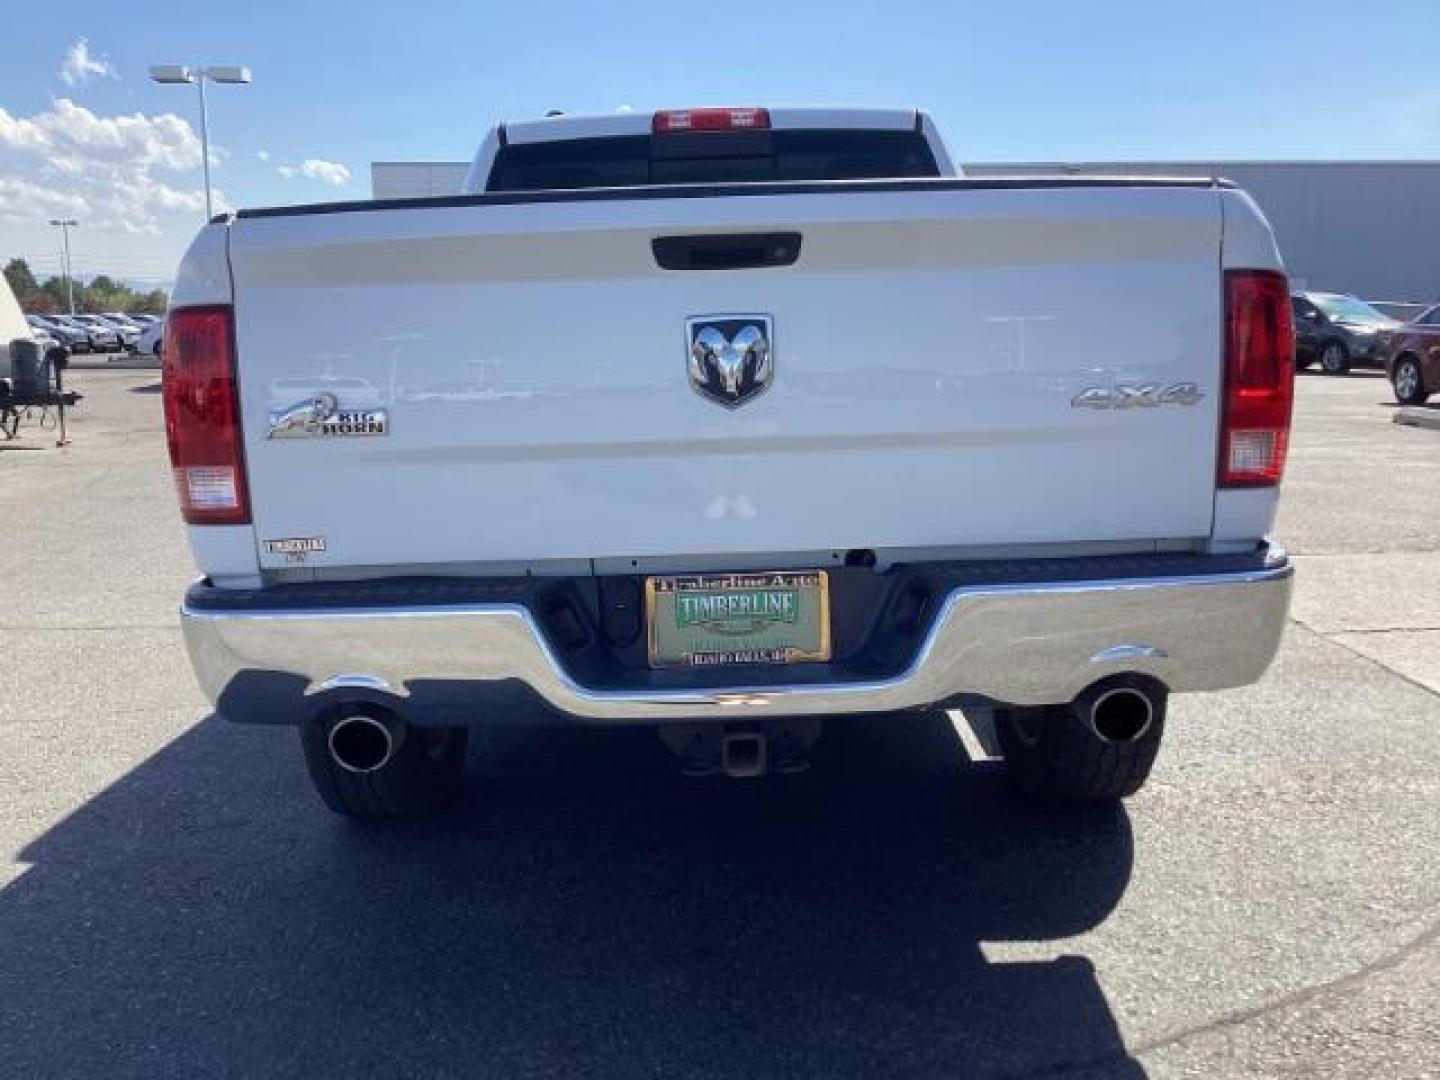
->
[149,64,252,220]
[48,218,78,314]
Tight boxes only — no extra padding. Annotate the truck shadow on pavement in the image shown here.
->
[1,710,1144,1079]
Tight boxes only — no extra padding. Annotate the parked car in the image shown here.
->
[1384,303,1439,405]
[54,314,107,352]
[66,314,123,352]
[100,314,141,352]
[136,318,164,357]
[1291,292,1400,374]
[104,311,143,332]
[75,313,141,351]
[46,315,99,352]
[165,105,1294,820]
[107,312,160,336]
[1369,300,1430,323]
[27,314,89,353]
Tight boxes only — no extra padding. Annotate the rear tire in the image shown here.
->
[1392,356,1429,405]
[998,688,1166,805]
[1319,340,1350,375]
[300,707,469,821]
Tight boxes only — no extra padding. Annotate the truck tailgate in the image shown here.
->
[228,183,1223,570]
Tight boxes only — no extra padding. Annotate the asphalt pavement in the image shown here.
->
[1,367,1436,1078]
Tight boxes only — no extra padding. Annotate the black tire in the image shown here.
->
[152,338,164,357]
[300,707,469,820]
[997,680,1166,805]
[1318,339,1350,375]
[1391,355,1429,405]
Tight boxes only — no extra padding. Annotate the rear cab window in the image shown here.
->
[486,129,941,192]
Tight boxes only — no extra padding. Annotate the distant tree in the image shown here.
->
[39,276,69,310]
[4,257,37,296]
[18,270,169,315]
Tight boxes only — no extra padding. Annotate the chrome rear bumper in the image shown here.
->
[182,553,1292,725]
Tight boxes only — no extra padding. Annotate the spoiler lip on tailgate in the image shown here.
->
[231,175,1236,222]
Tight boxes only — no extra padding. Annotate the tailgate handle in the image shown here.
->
[652,232,801,271]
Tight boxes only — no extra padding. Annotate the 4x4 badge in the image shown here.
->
[1071,382,1205,410]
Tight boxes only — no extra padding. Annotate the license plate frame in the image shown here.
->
[644,570,832,669]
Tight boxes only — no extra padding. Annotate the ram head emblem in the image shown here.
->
[686,317,774,409]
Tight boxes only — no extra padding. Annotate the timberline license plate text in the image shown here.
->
[645,571,832,669]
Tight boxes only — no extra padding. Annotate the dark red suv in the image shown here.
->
[1385,305,1440,405]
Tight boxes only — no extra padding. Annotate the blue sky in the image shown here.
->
[3,0,1438,286]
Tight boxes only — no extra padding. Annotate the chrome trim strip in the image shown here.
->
[181,561,1293,724]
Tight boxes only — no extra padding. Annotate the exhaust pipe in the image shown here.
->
[327,711,402,773]
[1076,682,1160,744]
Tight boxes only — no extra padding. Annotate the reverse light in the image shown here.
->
[1220,269,1294,487]
[653,107,771,133]
[162,305,250,524]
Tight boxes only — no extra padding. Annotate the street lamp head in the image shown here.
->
[48,219,79,227]
[148,60,250,222]
[149,64,196,84]
[205,65,252,84]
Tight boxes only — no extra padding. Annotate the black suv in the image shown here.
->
[1291,292,1400,375]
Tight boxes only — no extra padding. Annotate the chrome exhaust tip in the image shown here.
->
[327,713,399,773]
[1085,686,1156,744]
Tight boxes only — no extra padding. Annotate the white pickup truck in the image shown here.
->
[168,107,1295,819]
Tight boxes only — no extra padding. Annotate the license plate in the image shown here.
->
[645,571,831,669]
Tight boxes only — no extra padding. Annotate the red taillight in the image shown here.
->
[162,305,250,524]
[652,107,771,133]
[1220,269,1294,487]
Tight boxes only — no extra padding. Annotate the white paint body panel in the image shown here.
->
[187,525,262,584]
[170,223,232,308]
[215,183,1245,573]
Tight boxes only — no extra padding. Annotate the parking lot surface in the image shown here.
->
[1,368,1437,1078]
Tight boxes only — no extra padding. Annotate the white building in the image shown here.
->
[372,159,1440,304]
[371,162,470,200]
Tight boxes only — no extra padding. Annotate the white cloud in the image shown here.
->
[0,99,207,233]
[256,149,270,162]
[277,158,352,186]
[0,99,202,172]
[0,176,89,224]
[302,159,350,185]
[59,39,115,86]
